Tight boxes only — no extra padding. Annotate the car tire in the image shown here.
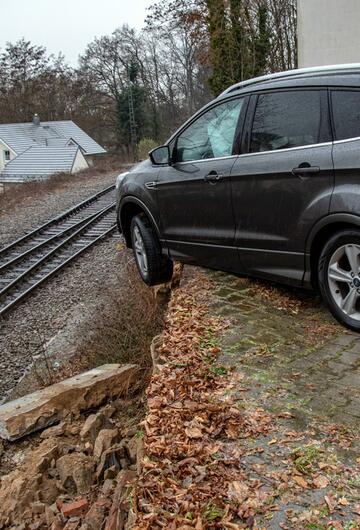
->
[130,214,173,286]
[318,229,360,331]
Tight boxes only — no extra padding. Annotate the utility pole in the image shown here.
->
[127,65,138,162]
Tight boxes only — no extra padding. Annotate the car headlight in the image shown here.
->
[116,171,129,190]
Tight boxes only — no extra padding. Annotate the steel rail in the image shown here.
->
[0,202,115,297]
[0,224,116,316]
[0,184,115,256]
[0,206,107,273]
[0,183,119,316]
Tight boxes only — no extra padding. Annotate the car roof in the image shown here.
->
[218,64,360,100]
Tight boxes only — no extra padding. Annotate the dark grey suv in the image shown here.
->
[116,64,360,331]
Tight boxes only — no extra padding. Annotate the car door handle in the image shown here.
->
[145,181,157,189]
[204,171,222,184]
[292,165,320,176]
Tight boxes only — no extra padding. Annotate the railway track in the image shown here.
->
[0,185,117,316]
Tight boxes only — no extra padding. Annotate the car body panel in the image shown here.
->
[116,68,360,291]
[331,138,360,215]
[155,156,241,271]
[230,143,335,285]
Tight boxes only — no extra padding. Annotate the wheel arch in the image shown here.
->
[118,197,161,248]
[307,213,360,287]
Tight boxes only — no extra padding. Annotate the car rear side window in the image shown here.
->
[331,90,360,141]
[175,98,243,163]
[250,90,325,153]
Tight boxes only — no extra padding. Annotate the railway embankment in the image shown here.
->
[0,167,156,403]
[0,168,170,529]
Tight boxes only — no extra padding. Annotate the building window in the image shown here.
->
[4,150,10,162]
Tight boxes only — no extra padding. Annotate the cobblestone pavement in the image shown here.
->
[205,270,360,528]
[211,271,360,427]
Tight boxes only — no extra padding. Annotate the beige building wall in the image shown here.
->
[298,0,360,68]
[71,149,89,173]
[0,139,15,171]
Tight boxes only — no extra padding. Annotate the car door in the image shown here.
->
[230,89,334,286]
[330,88,360,215]
[155,96,247,271]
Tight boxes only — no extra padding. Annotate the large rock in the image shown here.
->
[81,499,109,530]
[96,442,128,481]
[0,364,139,441]
[56,453,94,494]
[80,412,110,442]
[93,429,119,460]
[0,438,65,527]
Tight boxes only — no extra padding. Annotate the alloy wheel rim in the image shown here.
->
[133,226,148,277]
[328,244,360,320]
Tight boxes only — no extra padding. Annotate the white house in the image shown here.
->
[0,115,106,183]
[298,0,360,68]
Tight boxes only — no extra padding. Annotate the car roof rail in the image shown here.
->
[219,63,360,97]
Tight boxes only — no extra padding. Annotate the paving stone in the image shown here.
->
[338,350,360,366]
[210,270,360,427]
[333,334,358,347]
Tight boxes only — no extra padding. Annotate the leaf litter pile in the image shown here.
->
[132,271,360,529]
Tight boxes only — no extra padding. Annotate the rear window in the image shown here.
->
[250,90,325,153]
[332,90,360,141]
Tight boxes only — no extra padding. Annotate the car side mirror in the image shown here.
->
[149,145,171,166]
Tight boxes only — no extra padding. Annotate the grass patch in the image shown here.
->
[202,503,224,522]
[291,444,322,475]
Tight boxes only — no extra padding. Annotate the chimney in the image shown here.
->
[32,114,40,126]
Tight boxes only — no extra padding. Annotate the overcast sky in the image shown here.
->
[0,0,153,65]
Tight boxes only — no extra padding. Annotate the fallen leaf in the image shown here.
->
[328,521,343,530]
[293,475,308,488]
[228,481,249,503]
[313,475,329,489]
[195,516,203,530]
[185,427,203,439]
[277,412,294,419]
[338,497,349,506]
[325,494,335,513]
[268,438,277,445]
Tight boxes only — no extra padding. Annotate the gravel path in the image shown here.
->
[0,169,132,401]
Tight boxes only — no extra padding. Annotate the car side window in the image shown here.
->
[175,98,243,163]
[250,90,324,153]
[331,90,360,141]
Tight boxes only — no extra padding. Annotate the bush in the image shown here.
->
[138,138,158,161]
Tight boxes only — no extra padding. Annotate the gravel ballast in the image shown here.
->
[0,170,125,246]
[0,169,134,402]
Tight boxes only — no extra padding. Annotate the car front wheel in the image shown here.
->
[318,229,360,331]
[130,214,173,286]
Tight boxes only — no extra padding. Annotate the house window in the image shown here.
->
[4,150,10,162]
